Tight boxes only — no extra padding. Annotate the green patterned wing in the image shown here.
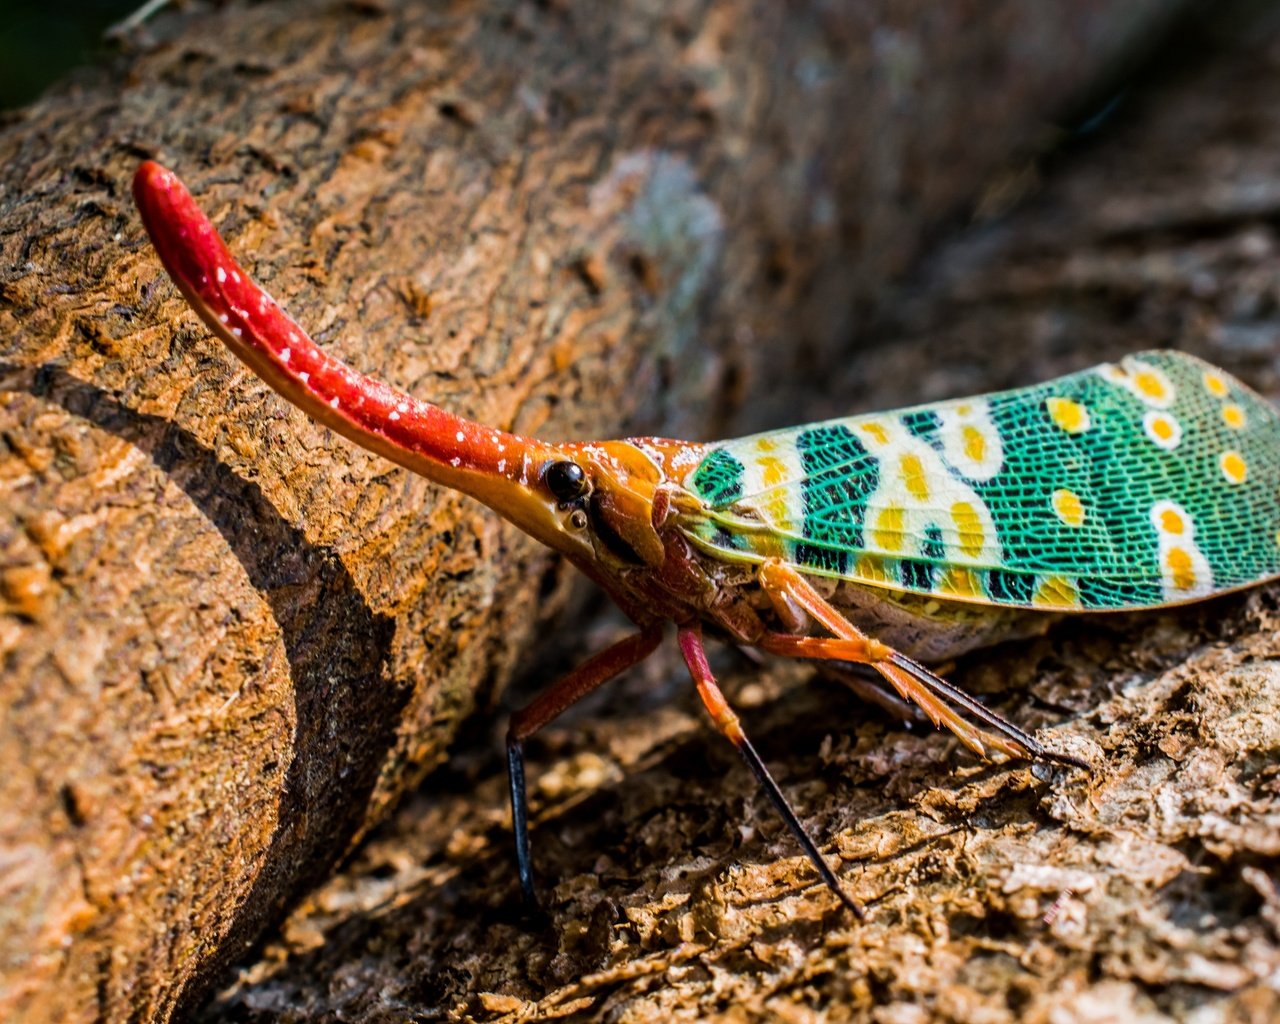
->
[680,350,1280,610]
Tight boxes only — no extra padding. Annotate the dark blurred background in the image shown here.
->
[1,1,148,110]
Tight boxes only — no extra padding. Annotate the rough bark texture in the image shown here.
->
[203,9,1280,1024]
[0,0,1207,1021]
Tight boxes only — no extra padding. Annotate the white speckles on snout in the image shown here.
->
[668,445,704,471]
[299,372,310,384]
[455,430,466,443]
[216,267,227,284]
[329,396,340,409]
[280,348,291,363]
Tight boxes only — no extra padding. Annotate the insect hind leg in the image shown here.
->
[755,559,1087,768]
[819,662,926,726]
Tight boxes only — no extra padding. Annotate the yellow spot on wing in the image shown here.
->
[1143,410,1181,450]
[1033,575,1080,609]
[747,532,786,559]
[872,506,906,552]
[1222,404,1246,430]
[1221,450,1247,484]
[899,453,929,500]
[1052,488,1085,527]
[962,425,986,462]
[856,554,892,583]
[1204,371,1229,398]
[860,421,889,445]
[1046,397,1090,434]
[951,501,984,557]
[1166,546,1196,590]
[1133,370,1171,402]
[1159,508,1185,535]
[762,492,795,532]
[755,437,778,452]
[937,566,980,598]
[757,455,788,488]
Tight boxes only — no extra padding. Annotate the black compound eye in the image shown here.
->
[543,460,588,503]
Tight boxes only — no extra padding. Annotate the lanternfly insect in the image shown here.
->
[133,161,1280,916]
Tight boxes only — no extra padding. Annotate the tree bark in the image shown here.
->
[0,0,1193,1020]
[201,11,1280,1022]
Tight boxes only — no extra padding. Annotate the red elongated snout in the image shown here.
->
[132,161,595,560]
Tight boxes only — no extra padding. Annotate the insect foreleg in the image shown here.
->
[507,621,664,907]
[677,623,865,918]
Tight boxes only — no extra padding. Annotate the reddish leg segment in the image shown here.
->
[507,621,664,906]
[678,623,864,917]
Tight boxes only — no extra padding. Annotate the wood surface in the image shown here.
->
[206,17,1280,1021]
[0,0,1223,1020]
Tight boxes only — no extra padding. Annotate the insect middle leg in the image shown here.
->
[754,559,1086,768]
[507,621,664,907]
[678,622,864,917]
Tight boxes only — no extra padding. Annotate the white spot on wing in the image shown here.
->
[1143,410,1182,450]
[1149,500,1213,600]
[937,399,1003,481]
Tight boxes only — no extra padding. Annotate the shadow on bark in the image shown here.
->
[0,359,404,1012]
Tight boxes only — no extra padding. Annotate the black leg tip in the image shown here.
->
[1037,748,1092,772]
[840,891,867,921]
[517,887,551,928]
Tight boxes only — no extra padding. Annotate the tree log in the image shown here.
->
[203,11,1280,1021]
[0,1,1189,1020]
